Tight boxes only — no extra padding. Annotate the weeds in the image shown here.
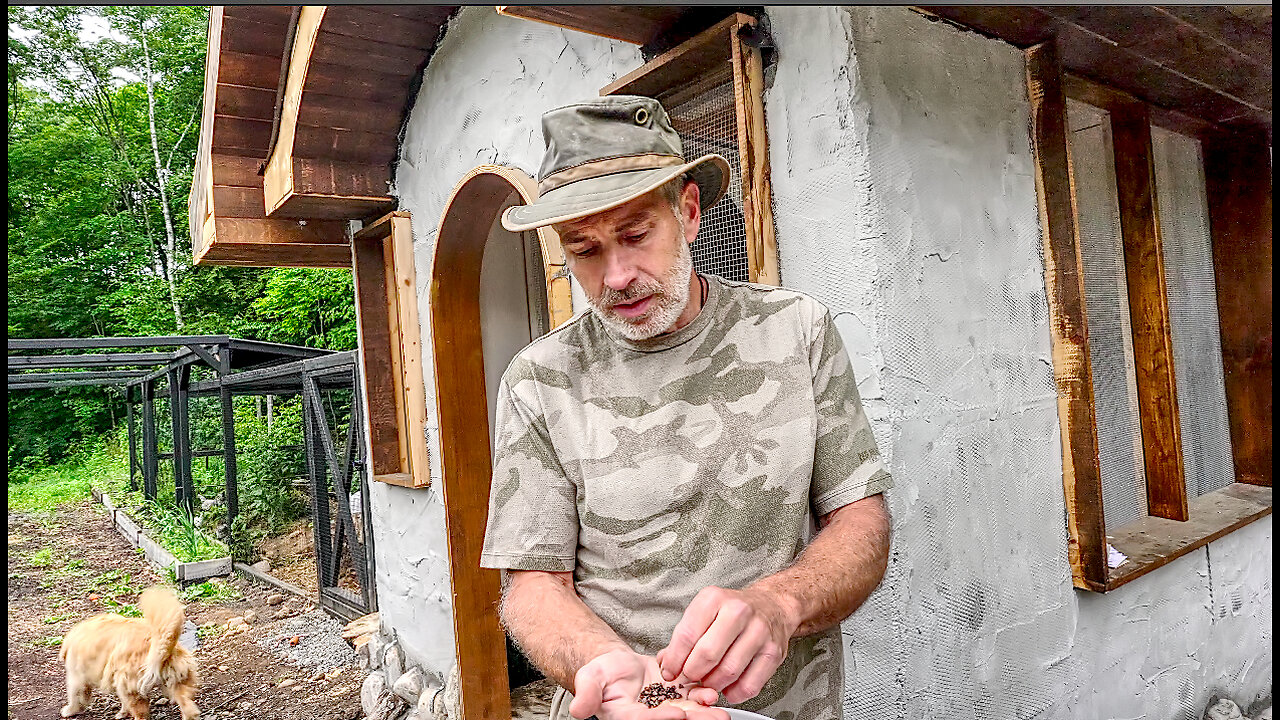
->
[27,548,54,567]
[179,578,242,604]
[32,636,63,647]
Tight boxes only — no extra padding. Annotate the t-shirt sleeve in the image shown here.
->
[808,309,893,518]
[479,367,579,572]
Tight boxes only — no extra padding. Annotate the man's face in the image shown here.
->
[555,181,702,340]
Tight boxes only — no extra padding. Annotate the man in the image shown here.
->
[481,95,893,720]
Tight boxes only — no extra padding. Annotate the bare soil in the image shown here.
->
[7,501,364,720]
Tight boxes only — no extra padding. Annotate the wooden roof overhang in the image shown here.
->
[189,5,454,267]
[502,5,1271,142]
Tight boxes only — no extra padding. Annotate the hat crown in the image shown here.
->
[539,96,684,183]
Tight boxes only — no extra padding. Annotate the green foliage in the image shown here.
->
[27,548,54,568]
[133,500,228,563]
[90,569,144,616]
[179,578,241,604]
[6,6,357,468]
[6,433,121,513]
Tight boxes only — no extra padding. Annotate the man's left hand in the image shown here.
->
[657,586,799,705]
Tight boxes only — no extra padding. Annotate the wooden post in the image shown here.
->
[220,344,239,537]
[142,380,159,501]
[303,377,335,590]
[1025,40,1109,591]
[126,386,139,492]
[1110,101,1188,521]
[1204,130,1273,487]
[170,366,196,516]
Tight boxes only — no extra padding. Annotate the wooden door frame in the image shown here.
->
[428,165,567,720]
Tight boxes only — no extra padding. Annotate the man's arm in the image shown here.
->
[657,493,891,704]
[502,570,726,720]
[501,570,631,692]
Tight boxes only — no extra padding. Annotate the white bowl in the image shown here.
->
[723,709,774,720]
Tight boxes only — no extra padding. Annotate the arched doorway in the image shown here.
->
[428,165,569,720]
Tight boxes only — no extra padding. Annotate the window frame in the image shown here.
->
[1025,41,1272,592]
[600,12,781,287]
[352,211,431,488]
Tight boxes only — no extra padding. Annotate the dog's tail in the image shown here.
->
[137,585,186,694]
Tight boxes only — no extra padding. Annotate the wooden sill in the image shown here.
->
[1104,482,1272,591]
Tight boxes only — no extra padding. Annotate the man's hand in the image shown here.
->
[656,586,799,705]
[570,649,727,720]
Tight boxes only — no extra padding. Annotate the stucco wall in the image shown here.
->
[368,3,1271,714]
[764,6,1271,719]
[370,7,642,680]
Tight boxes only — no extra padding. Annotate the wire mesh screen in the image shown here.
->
[1065,99,1149,529]
[666,79,751,282]
[1150,125,1237,498]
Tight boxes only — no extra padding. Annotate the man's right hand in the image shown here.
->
[569,648,728,720]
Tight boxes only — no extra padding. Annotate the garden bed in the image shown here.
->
[92,487,232,583]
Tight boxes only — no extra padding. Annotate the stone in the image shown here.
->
[362,671,388,717]
[442,664,462,720]
[251,560,271,573]
[243,609,258,624]
[383,644,404,685]
[367,633,386,666]
[226,616,247,628]
[416,684,443,719]
[154,697,169,705]
[265,593,285,606]
[392,666,424,703]
[357,641,372,670]
[1205,698,1245,720]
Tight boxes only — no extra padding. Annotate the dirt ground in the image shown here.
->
[7,501,365,720]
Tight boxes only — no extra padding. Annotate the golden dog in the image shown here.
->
[60,585,200,719]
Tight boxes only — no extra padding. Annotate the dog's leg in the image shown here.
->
[114,677,150,720]
[170,682,201,720]
[60,673,91,717]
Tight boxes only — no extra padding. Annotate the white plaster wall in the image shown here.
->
[765,6,1272,719]
[369,6,643,680]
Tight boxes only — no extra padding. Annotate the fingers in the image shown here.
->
[685,686,720,706]
[660,590,721,681]
[720,648,784,706]
[698,620,770,692]
[678,599,751,683]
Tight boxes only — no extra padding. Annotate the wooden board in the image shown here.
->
[389,214,431,489]
[1024,41,1109,592]
[1204,131,1273,487]
[352,223,407,478]
[430,167,543,720]
[729,16,780,287]
[497,5,687,46]
[271,194,394,222]
[1106,483,1271,590]
[1109,100,1188,522]
[601,14,741,98]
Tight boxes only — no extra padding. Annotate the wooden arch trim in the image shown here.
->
[429,165,568,720]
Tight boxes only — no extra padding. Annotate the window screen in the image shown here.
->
[1150,126,1237,498]
[667,79,750,282]
[1065,99,1149,530]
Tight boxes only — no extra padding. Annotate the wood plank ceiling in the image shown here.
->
[917,6,1272,142]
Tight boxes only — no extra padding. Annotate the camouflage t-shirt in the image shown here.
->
[480,275,892,720]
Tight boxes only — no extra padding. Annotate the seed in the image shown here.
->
[637,682,682,708]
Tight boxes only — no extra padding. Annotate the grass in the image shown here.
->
[27,548,54,568]
[179,578,242,603]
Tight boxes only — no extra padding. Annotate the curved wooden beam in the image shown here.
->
[428,164,571,720]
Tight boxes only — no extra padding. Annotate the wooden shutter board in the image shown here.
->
[353,229,406,477]
[1110,100,1189,521]
[601,14,746,98]
[1025,41,1110,592]
[1204,132,1273,487]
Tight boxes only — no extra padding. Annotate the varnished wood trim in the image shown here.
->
[1025,41,1109,591]
[1106,483,1271,590]
[1110,100,1188,521]
[729,16,780,286]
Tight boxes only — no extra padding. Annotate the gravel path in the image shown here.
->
[255,609,358,673]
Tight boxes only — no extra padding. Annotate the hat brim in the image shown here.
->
[501,154,731,233]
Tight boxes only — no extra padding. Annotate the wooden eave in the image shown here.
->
[264,5,453,221]
[190,5,456,267]
[917,5,1272,142]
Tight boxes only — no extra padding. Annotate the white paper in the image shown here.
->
[1106,543,1128,569]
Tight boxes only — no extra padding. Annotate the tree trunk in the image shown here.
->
[139,22,184,331]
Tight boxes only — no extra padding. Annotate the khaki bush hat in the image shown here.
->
[501,95,730,232]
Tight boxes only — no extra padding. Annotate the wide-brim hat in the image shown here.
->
[502,96,730,232]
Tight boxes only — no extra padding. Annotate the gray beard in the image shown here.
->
[586,240,695,341]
